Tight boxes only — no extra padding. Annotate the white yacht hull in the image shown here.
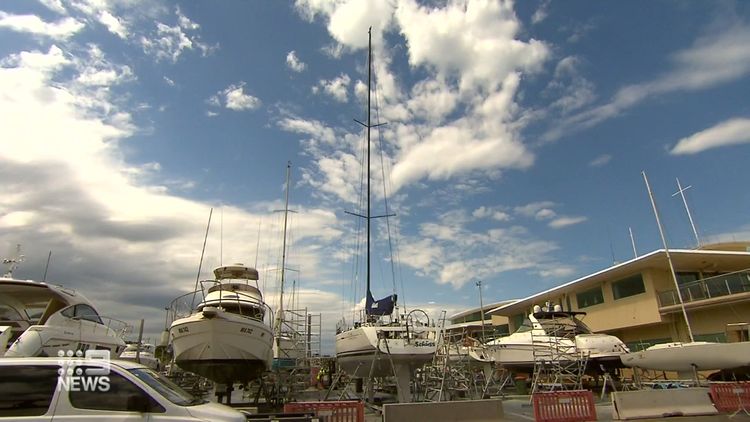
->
[477,334,626,371]
[335,325,436,377]
[620,341,750,371]
[170,311,272,383]
[119,352,160,370]
[4,323,125,358]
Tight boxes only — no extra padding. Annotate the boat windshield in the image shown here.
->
[129,368,206,406]
[537,315,592,336]
[515,318,533,333]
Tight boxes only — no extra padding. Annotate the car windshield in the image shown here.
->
[128,368,205,406]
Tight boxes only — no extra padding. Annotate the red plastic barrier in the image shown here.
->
[532,390,597,422]
[284,400,365,422]
[710,382,750,413]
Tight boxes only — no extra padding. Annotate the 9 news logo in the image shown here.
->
[56,349,111,392]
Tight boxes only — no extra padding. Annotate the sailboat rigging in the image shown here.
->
[334,27,436,404]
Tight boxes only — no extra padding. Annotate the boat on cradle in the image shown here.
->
[470,305,629,372]
[1,273,128,358]
[334,28,436,403]
[119,342,161,370]
[621,341,750,372]
[621,173,750,377]
[168,264,273,384]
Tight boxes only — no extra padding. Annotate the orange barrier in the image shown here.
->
[532,390,597,422]
[284,401,364,422]
[710,382,750,413]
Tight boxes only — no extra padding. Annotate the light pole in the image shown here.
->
[476,280,486,341]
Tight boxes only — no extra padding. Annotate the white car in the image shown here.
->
[0,357,245,421]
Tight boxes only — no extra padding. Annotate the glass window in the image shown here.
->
[61,306,75,318]
[0,305,23,323]
[612,274,646,300]
[576,286,604,309]
[676,272,700,285]
[74,305,103,324]
[0,365,59,417]
[69,367,164,413]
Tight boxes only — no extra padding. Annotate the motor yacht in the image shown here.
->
[168,264,273,384]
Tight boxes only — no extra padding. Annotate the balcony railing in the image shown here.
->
[657,270,750,307]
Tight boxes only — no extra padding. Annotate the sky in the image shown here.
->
[1,0,750,353]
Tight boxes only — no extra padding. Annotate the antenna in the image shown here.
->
[220,207,223,266]
[672,178,701,248]
[642,171,694,342]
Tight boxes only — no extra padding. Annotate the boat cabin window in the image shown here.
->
[0,305,23,324]
[218,303,264,320]
[60,304,103,324]
[537,317,591,336]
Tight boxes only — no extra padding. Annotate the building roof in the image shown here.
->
[488,246,750,317]
[449,299,517,321]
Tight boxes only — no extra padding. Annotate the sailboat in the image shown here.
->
[334,28,437,403]
[620,173,750,375]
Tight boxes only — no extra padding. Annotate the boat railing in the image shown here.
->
[165,282,274,326]
[71,314,132,338]
[657,269,750,307]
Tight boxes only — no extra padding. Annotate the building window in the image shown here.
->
[576,286,604,309]
[676,272,700,285]
[612,274,646,300]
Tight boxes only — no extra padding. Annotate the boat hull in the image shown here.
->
[620,341,750,371]
[5,323,125,358]
[170,312,272,383]
[335,325,436,377]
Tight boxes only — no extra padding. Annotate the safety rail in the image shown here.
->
[165,281,274,327]
[532,390,597,422]
[283,401,364,422]
[658,269,750,307]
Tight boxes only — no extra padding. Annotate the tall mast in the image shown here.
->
[672,178,701,248]
[642,171,694,342]
[277,162,292,333]
[366,27,372,298]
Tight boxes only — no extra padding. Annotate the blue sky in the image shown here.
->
[2,0,750,352]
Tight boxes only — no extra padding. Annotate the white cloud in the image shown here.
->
[293,0,547,194]
[670,117,750,155]
[286,50,307,72]
[531,0,550,25]
[514,201,556,218]
[549,216,587,229]
[546,24,750,141]
[398,209,564,289]
[277,117,337,144]
[312,73,351,102]
[139,8,215,63]
[39,0,67,15]
[209,82,262,111]
[0,12,84,40]
[395,0,548,93]
[98,10,128,39]
[0,43,348,347]
[589,154,612,167]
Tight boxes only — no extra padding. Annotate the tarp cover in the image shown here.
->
[366,291,397,316]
